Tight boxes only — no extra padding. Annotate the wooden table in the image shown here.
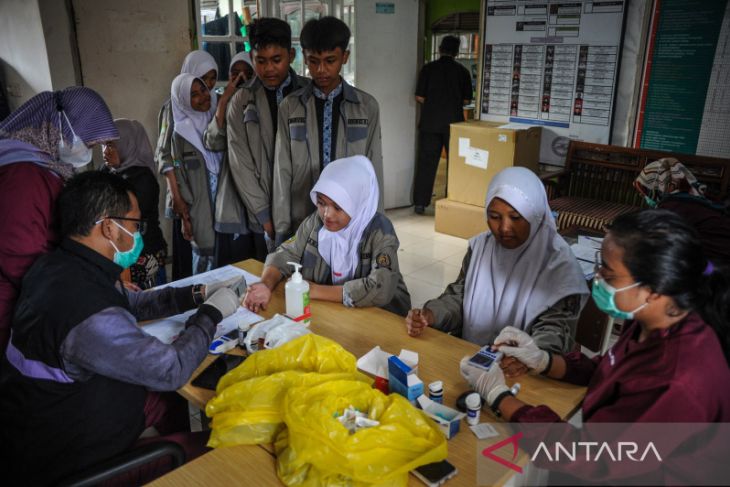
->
[150,260,586,487]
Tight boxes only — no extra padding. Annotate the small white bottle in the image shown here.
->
[285,262,311,326]
[466,392,481,426]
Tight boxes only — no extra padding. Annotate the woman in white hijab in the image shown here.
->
[244,155,411,316]
[406,167,588,376]
[169,73,223,274]
[156,50,219,280]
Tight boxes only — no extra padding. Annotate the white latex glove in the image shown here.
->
[204,287,239,319]
[494,326,550,374]
[206,276,247,299]
[459,356,510,407]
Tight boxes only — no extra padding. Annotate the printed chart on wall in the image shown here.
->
[480,1,626,165]
[635,0,730,158]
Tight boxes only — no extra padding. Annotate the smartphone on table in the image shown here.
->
[412,460,458,486]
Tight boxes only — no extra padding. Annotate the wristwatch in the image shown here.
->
[192,284,205,305]
[490,390,514,418]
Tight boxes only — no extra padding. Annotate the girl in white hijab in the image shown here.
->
[157,50,220,280]
[170,73,223,273]
[243,156,411,316]
[406,167,588,374]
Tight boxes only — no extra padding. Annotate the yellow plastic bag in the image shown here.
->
[207,371,370,447]
[206,334,371,448]
[215,334,360,392]
[276,379,448,487]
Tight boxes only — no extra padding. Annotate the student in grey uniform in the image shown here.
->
[217,18,310,263]
[406,167,589,377]
[156,50,219,279]
[244,156,410,316]
[272,16,383,243]
[204,52,255,268]
[170,73,222,274]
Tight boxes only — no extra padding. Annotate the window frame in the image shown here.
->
[194,0,355,81]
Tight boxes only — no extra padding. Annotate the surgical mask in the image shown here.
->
[592,275,647,320]
[109,220,144,269]
[644,195,658,208]
[58,111,93,168]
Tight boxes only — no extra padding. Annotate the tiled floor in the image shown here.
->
[386,207,467,309]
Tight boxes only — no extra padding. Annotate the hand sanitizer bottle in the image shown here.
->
[285,262,311,325]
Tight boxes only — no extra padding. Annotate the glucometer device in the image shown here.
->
[467,345,503,371]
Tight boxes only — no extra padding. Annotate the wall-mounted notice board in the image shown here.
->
[479,0,627,165]
[635,0,730,158]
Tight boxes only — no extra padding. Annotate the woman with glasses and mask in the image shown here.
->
[0,87,117,353]
[461,209,730,483]
[102,119,168,289]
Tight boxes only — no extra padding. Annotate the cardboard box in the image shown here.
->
[448,121,542,207]
[435,199,489,239]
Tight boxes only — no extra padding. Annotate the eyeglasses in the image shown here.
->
[96,216,147,235]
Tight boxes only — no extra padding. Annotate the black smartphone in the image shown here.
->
[191,354,246,390]
[412,460,458,486]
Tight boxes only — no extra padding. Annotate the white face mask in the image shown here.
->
[58,111,92,168]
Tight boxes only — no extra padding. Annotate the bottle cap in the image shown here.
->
[428,381,443,393]
[465,392,481,409]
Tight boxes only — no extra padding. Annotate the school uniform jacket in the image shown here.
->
[272,80,384,240]
[170,133,218,255]
[424,246,583,353]
[215,73,310,235]
[155,99,176,218]
[265,212,410,316]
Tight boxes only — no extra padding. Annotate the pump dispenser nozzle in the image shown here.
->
[287,262,303,283]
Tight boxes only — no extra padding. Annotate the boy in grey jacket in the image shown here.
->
[216,18,310,263]
[272,17,384,243]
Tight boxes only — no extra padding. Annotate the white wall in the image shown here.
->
[355,0,420,209]
[38,0,81,90]
[0,0,53,110]
[72,0,192,148]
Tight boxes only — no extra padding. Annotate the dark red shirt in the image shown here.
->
[511,313,730,483]
[0,162,64,352]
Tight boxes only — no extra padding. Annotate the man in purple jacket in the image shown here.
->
[0,171,243,485]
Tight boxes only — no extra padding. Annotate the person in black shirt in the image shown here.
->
[413,35,473,214]
[103,119,168,288]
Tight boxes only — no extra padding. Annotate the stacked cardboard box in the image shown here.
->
[435,121,542,239]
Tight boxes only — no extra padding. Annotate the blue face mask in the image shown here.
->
[109,220,144,269]
[644,195,658,208]
[592,275,647,320]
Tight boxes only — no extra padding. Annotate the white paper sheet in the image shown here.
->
[141,307,263,345]
[141,265,263,344]
[570,243,598,263]
[458,137,470,157]
[465,147,489,169]
[162,265,260,289]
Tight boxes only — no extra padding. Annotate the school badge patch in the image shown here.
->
[376,253,391,269]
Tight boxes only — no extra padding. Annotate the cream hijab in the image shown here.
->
[310,156,379,284]
[170,73,222,175]
[462,167,588,345]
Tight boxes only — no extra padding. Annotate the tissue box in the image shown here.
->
[417,395,466,439]
[388,356,423,402]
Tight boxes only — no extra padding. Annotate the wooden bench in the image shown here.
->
[541,141,730,234]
